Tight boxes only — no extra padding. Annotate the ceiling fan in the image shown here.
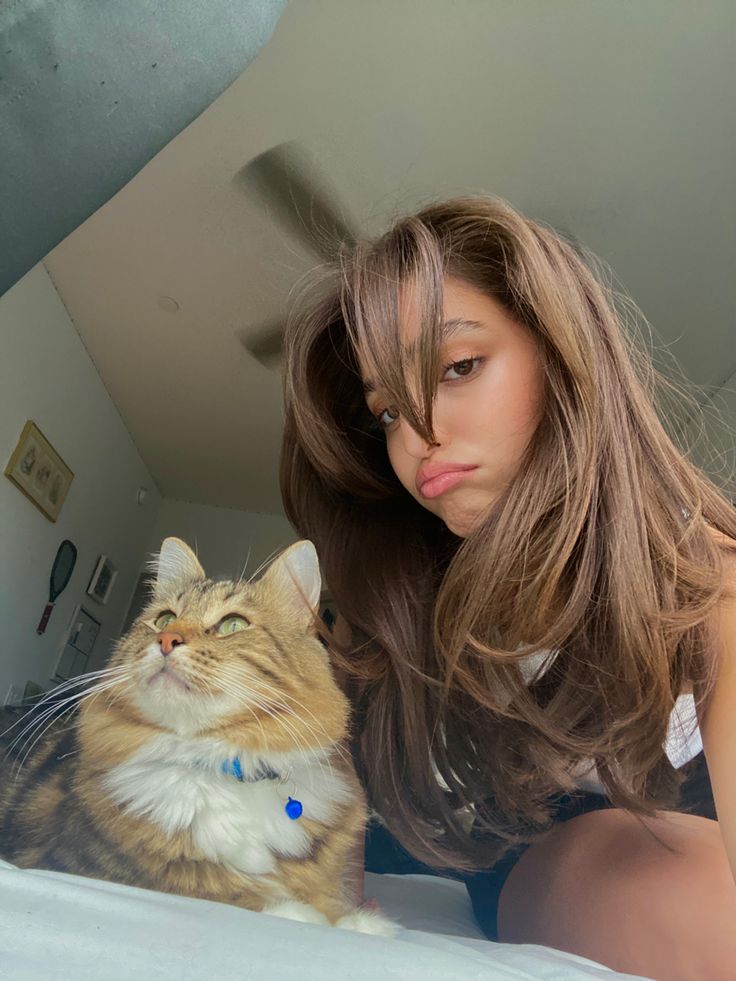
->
[235,142,359,369]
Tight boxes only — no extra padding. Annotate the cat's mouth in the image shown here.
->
[149,664,192,693]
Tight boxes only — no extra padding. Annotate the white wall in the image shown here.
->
[683,370,736,491]
[0,264,162,697]
[145,499,297,582]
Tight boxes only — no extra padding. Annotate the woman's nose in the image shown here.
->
[158,631,184,656]
[398,418,440,457]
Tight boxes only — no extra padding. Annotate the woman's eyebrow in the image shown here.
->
[362,318,485,394]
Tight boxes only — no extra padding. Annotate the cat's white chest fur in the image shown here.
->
[103,735,352,876]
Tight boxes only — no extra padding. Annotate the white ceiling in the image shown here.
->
[45,0,736,515]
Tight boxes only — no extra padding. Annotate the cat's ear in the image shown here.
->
[261,541,322,624]
[150,538,205,599]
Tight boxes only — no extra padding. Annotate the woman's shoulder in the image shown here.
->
[699,527,736,693]
[701,527,736,658]
[671,527,735,698]
[708,525,736,588]
[708,525,736,550]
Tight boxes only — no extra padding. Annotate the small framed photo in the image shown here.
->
[3,420,74,522]
[55,605,101,680]
[87,555,118,605]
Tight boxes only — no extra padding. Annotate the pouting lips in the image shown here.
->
[416,464,477,499]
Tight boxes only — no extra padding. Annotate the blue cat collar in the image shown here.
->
[221,757,244,780]
[220,757,280,783]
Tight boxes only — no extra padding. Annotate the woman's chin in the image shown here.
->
[439,501,489,538]
[443,518,473,538]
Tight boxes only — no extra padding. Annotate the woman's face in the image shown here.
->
[361,277,546,537]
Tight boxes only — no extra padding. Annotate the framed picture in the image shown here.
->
[3,420,74,522]
[55,605,101,681]
[87,555,118,605]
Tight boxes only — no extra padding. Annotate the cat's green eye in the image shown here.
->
[154,611,177,630]
[216,615,250,637]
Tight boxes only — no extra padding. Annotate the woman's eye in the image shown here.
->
[366,405,400,432]
[216,615,250,636]
[154,611,177,630]
[442,357,482,381]
[377,406,400,428]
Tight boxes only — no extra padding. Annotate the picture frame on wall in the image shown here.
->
[87,554,118,605]
[3,420,74,522]
[55,605,101,681]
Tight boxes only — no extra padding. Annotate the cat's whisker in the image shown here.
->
[15,682,126,778]
[17,675,132,763]
[219,668,351,771]
[215,668,342,780]
[246,546,285,584]
[12,687,112,780]
[14,687,114,777]
[8,674,131,768]
[8,674,133,775]
[234,695,271,750]
[5,668,132,754]
[254,696,339,777]
[6,695,91,761]
[214,674,334,784]
[215,678,310,754]
[215,670,302,725]
[213,675,321,773]
[98,681,134,712]
[218,666,314,726]
[0,666,131,740]
[236,547,253,585]
[252,681,350,766]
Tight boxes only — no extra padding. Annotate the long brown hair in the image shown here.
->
[280,196,736,870]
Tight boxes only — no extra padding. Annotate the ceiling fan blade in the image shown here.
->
[236,320,284,370]
[235,141,359,262]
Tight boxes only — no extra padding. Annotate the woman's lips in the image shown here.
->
[417,465,477,500]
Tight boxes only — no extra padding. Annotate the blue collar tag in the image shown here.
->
[218,757,303,820]
[285,796,303,820]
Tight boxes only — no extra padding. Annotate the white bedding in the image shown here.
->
[0,861,650,980]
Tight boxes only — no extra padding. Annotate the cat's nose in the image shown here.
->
[158,631,184,656]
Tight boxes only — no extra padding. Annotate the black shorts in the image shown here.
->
[364,752,716,941]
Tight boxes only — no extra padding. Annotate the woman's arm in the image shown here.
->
[698,550,736,884]
[346,828,366,906]
[329,613,368,905]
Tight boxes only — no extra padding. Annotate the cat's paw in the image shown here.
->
[335,907,398,937]
[262,900,330,926]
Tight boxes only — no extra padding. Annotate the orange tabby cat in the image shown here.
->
[0,538,393,935]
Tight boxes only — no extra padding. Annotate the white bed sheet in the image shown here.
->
[0,860,651,980]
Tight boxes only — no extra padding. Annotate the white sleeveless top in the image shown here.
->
[519,649,702,794]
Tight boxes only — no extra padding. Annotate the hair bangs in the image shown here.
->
[340,218,449,445]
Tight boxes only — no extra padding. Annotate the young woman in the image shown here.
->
[279,196,736,979]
